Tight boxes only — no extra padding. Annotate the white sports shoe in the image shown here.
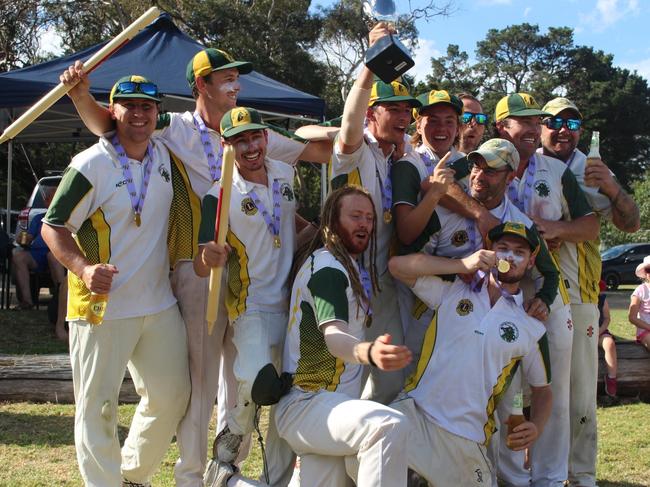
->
[213,426,243,464]
[203,459,235,487]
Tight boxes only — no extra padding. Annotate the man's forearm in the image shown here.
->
[609,187,640,233]
[338,68,373,151]
[41,224,90,279]
[440,183,482,219]
[69,91,114,136]
[556,214,600,242]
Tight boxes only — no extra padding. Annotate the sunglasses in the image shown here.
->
[116,81,159,98]
[543,117,581,131]
[462,112,488,125]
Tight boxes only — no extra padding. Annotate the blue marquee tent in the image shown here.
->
[0,13,325,143]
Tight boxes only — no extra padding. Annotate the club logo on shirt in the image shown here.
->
[280,182,294,201]
[456,299,473,316]
[158,164,170,183]
[534,180,550,198]
[499,321,519,343]
[241,197,258,216]
[452,230,469,247]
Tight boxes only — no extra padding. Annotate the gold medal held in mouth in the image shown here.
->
[497,259,510,273]
[273,236,282,248]
[383,210,392,223]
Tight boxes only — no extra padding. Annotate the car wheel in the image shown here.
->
[604,273,620,290]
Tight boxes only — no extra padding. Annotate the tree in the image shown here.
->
[425,44,476,94]
[600,173,650,248]
[0,0,50,71]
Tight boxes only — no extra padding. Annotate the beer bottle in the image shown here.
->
[506,391,526,449]
[585,131,600,187]
[86,292,108,325]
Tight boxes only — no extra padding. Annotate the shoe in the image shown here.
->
[604,375,617,397]
[203,459,235,487]
[213,426,243,464]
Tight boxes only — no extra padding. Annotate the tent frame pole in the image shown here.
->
[5,109,13,234]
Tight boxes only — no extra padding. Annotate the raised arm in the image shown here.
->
[60,60,114,135]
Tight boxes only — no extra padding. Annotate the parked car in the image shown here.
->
[601,243,650,290]
[0,208,20,239]
[14,175,62,244]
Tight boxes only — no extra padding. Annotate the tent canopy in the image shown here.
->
[0,13,325,143]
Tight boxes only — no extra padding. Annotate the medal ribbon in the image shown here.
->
[358,261,373,317]
[508,154,536,213]
[491,268,517,303]
[420,149,435,176]
[112,134,153,226]
[249,179,282,243]
[376,158,393,219]
[193,111,223,182]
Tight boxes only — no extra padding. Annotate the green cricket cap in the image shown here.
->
[415,90,463,116]
[542,97,583,119]
[220,107,267,138]
[186,48,253,88]
[487,221,540,255]
[467,138,520,171]
[495,93,551,121]
[109,75,161,104]
[368,79,421,107]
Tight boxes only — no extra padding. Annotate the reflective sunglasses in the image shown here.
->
[116,81,159,98]
[543,117,581,131]
[461,112,488,125]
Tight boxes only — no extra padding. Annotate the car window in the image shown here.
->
[601,245,629,259]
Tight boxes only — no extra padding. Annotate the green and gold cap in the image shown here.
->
[415,90,463,116]
[186,48,253,88]
[109,75,161,104]
[220,107,267,138]
[467,138,520,171]
[542,97,583,119]
[368,79,421,107]
[495,93,551,121]
[487,221,540,255]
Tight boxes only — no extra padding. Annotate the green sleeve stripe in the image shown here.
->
[391,160,421,207]
[44,167,92,225]
[156,112,172,130]
[448,156,470,180]
[198,194,219,244]
[331,173,348,190]
[397,210,441,255]
[561,168,593,219]
[530,226,559,307]
[308,267,350,324]
[537,334,552,383]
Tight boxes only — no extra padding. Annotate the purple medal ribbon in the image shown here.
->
[112,134,153,227]
[508,154,536,213]
[376,158,393,223]
[420,150,435,176]
[491,268,517,303]
[358,261,373,318]
[249,179,282,248]
[193,111,223,182]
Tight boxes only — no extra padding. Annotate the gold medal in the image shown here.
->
[383,210,392,223]
[497,259,511,273]
[273,236,281,248]
[134,213,141,227]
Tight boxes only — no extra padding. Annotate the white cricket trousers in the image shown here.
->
[362,272,405,404]
[495,302,572,487]
[568,303,599,487]
[275,388,408,487]
[69,304,190,486]
[392,397,493,487]
[172,261,243,487]
[228,310,295,487]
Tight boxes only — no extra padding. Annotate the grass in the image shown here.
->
[1,295,649,486]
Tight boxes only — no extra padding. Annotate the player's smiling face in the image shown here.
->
[110,98,158,145]
[541,108,582,162]
[335,193,374,258]
[417,104,459,156]
[227,129,268,175]
[201,67,241,111]
[498,116,542,162]
[367,101,412,146]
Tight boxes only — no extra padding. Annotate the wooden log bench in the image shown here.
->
[597,340,650,398]
[0,354,138,403]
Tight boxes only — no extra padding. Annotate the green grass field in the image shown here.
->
[0,302,648,486]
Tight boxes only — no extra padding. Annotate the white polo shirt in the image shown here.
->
[198,157,296,321]
[43,136,176,322]
[537,147,612,304]
[330,128,394,275]
[158,111,306,264]
[283,248,367,398]
[510,153,595,305]
[405,275,551,445]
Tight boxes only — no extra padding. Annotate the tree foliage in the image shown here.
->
[0,0,49,71]
[600,174,650,248]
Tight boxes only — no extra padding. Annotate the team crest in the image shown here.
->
[241,197,258,216]
[280,183,294,201]
[499,322,519,343]
[158,164,170,183]
[452,230,469,247]
[534,180,550,198]
[456,298,473,316]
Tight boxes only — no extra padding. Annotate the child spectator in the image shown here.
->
[598,279,617,397]
[629,256,650,352]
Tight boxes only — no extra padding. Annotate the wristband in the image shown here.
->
[367,341,378,368]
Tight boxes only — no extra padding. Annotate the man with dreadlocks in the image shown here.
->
[274,185,412,487]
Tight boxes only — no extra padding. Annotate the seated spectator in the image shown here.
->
[629,256,650,352]
[598,279,617,397]
[12,186,67,339]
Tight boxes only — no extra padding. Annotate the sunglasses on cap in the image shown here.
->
[462,112,488,125]
[115,81,160,98]
[543,117,581,131]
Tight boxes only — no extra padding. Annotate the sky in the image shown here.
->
[313,0,650,83]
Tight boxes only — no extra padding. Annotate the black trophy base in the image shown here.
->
[365,34,415,84]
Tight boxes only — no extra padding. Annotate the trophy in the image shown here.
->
[363,0,415,83]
